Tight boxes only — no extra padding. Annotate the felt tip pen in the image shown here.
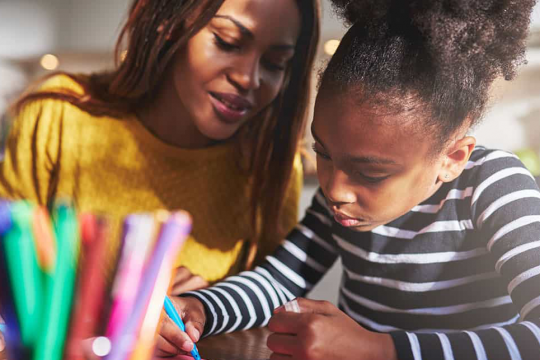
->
[164,296,201,360]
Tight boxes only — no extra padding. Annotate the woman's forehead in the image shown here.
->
[215,0,301,41]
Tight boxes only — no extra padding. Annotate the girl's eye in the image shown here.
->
[312,142,330,160]
[213,34,240,52]
[356,173,390,184]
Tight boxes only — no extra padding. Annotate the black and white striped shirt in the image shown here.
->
[185,147,540,360]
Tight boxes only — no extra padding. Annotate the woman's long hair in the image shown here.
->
[14,0,320,268]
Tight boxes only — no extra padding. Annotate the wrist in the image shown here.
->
[374,333,398,360]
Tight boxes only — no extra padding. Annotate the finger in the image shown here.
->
[155,335,180,357]
[184,322,202,343]
[172,275,209,294]
[160,315,195,352]
[173,267,191,285]
[268,312,306,334]
[181,300,207,341]
[274,298,301,314]
[267,333,298,355]
[294,298,336,315]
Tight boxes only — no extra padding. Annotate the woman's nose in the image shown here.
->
[228,55,261,91]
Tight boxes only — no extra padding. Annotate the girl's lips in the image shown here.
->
[209,92,251,124]
[333,213,368,228]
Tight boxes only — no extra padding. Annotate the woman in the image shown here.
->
[0,0,320,287]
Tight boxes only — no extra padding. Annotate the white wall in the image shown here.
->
[0,1,59,59]
[54,0,130,52]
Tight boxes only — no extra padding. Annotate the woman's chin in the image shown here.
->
[198,123,242,143]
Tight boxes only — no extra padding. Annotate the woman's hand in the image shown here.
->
[170,266,209,295]
[156,296,207,358]
[267,298,397,360]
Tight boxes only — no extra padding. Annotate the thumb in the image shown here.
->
[181,298,207,342]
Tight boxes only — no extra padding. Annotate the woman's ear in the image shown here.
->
[438,136,476,183]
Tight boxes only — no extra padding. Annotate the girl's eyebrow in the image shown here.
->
[214,14,296,51]
[312,127,397,166]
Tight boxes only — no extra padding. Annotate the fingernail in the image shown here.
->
[181,339,194,352]
[284,299,301,313]
[192,329,200,342]
[274,305,284,313]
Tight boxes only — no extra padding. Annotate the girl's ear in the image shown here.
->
[438,136,476,183]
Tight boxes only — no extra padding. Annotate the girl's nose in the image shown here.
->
[228,55,261,91]
[324,170,356,206]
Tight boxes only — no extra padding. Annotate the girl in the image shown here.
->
[164,0,540,359]
[0,0,320,288]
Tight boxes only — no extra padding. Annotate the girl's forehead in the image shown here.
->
[313,93,433,163]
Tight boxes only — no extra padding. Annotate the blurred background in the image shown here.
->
[0,0,539,303]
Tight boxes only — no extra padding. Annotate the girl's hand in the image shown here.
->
[156,296,206,358]
[267,298,397,360]
[170,266,209,295]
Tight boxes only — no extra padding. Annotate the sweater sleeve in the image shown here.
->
[0,98,63,205]
[390,151,540,360]
[183,188,339,336]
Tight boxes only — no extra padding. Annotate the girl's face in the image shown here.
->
[170,0,301,144]
[312,92,448,232]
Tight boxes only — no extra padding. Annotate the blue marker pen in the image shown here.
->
[164,296,202,360]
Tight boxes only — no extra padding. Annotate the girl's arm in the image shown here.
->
[182,188,339,336]
[390,152,540,360]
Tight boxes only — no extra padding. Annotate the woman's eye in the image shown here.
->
[263,59,286,72]
[312,143,330,160]
[213,34,239,52]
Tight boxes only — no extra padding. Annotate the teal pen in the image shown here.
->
[164,296,202,360]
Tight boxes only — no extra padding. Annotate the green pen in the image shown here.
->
[2,201,42,349]
[33,202,80,360]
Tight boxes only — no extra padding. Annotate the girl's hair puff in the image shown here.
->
[322,0,536,148]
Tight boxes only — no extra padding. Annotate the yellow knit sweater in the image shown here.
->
[0,75,302,282]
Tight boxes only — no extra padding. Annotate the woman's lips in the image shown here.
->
[209,92,253,124]
[333,212,368,228]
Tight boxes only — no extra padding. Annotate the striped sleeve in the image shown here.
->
[183,188,339,336]
[390,151,540,360]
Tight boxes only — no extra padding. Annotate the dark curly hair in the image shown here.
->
[321,0,536,148]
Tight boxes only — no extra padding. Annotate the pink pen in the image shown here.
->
[106,211,192,360]
[105,214,156,339]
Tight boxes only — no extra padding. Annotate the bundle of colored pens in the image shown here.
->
[0,200,192,360]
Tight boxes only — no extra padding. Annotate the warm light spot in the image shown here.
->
[92,336,111,357]
[40,54,59,70]
[120,50,128,62]
[324,39,340,56]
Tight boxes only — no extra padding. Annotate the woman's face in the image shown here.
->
[312,92,448,232]
[170,0,301,145]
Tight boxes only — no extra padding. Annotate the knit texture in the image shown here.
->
[0,75,302,282]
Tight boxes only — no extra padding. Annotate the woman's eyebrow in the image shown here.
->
[214,15,253,38]
[214,14,296,51]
